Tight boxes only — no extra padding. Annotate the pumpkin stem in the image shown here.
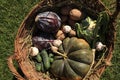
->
[49,43,67,58]
[55,51,67,58]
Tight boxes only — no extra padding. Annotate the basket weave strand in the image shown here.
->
[7,0,120,80]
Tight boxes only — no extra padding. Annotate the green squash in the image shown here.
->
[50,37,94,80]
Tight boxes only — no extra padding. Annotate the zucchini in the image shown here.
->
[41,49,50,70]
[41,62,45,72]
[35,54,42,62]
[35,63,41,72]
[49,53,54,63]
[49,53,54,58]
[49,57,54,63]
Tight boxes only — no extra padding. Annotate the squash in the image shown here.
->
[50,37,94,80]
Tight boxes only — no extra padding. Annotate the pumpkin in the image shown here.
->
[50,37,94,80]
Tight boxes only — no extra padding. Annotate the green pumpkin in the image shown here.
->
[50,37,94,80]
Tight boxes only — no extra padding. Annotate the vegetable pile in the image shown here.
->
[27,5,110,80]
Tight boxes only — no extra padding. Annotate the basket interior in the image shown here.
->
[15,0,115,80]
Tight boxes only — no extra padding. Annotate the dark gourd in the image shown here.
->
[50,37,93,80]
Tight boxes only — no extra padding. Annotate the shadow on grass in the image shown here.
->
[12,67,25,80]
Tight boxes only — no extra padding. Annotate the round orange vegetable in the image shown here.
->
[70,9,82,21]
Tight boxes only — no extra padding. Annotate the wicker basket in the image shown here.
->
[7,0,120,80]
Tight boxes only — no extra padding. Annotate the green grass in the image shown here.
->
[0,0,119,80]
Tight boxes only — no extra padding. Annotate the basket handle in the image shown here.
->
[7,55,25,80]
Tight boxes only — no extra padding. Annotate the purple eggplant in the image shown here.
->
[32,33,55,50]
[35,11,61,33]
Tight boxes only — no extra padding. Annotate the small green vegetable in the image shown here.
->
[35,54,42,62]
[35,63,41,71]
[49,53,54,58]
[49,53,54,63]
[41,49,50,70]
[41,62,45,72]
[49,57,54,63]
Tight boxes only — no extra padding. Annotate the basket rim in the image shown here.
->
[8,0,120,80]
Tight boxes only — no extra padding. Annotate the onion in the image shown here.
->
[62,25,76,37]
[96,42,106,51]
[62,25,72,33]
[53,39,62,47]
[29,47,39,56]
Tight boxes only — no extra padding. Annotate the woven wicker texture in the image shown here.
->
[7,0,120,80]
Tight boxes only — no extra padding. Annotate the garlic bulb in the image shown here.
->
[29,47,39,56]
[53,39,62,47]
[62,25,72,33]
[62,25,76,37]
[96,42,106,51]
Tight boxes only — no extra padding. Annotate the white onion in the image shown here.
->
[53,39,62,47]
[29,47,39,56]
[96,42,106,51]
[62,25,72,33]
